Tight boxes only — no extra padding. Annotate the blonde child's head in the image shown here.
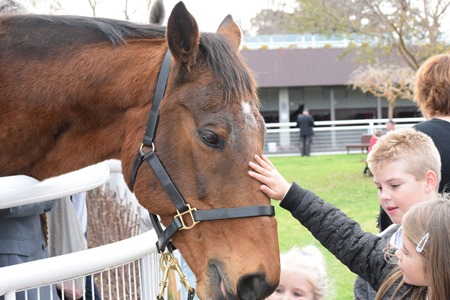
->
[367,127,441,190]
[414,53,450,119]
[268,245,330,300]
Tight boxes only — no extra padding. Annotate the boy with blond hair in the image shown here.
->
[353,127,441,299]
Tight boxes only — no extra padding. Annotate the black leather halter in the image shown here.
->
[130,50,275,252]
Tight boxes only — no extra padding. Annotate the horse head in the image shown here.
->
[127,2,280,299]
[0,0,280,297]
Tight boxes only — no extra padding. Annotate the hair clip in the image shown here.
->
[416,232,430,253]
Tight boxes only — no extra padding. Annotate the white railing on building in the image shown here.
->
[264,117,425,155]
[242,34,363,50]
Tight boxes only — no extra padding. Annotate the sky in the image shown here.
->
[43,0,296,34]
[162,0,291,32]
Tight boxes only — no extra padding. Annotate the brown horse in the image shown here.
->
[0,1,280,299]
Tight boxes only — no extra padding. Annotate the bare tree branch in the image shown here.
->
[86,0,99,17]
[348,65,415,118]
[283,0,450,70]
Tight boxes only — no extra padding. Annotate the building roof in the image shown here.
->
[241,47,358,88]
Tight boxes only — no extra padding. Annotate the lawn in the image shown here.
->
[268,153,379,299]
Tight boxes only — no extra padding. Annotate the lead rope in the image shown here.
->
[157,250,195,300]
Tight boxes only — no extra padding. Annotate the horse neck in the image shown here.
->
[2,48,166,180]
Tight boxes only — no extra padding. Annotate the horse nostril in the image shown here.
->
[237,273,273,300]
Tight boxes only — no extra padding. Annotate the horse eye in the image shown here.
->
[199,130,222,148]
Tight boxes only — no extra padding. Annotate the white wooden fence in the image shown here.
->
[0,231,160,300]
[264,117,425,155]
[0,162,162,300]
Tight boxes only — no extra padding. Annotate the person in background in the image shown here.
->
[385,120,396,132]
[0,187,58,300]
[266,245,331,300]
[413,53,450,194]
[368,129,384,153]
[68,192,102,300]
[363,129,384,176]
[296,108,315,157]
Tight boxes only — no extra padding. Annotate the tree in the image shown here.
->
[272,0,450,116]
[247,0,298,35]
[348,65,415,118]
[287,0,450,70]
[86,0,99,17]
[21,0,63,14]
[250,9,295,35]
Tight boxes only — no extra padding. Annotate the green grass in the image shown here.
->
[269,154,379,299]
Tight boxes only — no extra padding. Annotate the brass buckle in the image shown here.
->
[175,204,199,230]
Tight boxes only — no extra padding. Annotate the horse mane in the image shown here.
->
[0,14,166,50]
[199,32,258,107]
[0,14,257,106]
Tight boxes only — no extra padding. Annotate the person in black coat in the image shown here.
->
[296,109,315,157]
[413,53,450,194]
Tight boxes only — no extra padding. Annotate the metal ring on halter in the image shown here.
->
[140,142,155,154]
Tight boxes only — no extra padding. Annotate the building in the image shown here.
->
[241,36,420,124]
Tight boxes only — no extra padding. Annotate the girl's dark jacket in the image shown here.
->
[281,182,414,299]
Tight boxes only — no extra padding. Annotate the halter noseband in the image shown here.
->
[130,50,275,253]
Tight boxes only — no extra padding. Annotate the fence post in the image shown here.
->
[4,291,16,300]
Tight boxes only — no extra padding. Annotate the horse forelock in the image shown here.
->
[199,33,258,108]
[1,14,166,51]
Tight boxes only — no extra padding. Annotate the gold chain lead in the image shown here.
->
[157,251,194,299]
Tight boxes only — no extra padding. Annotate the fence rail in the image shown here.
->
[0,230,160,300]
[263,117,425,155]
[0,162,162,300]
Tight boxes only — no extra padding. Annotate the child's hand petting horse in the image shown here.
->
[248,154,291,201]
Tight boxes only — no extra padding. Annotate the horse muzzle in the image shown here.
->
[205,261,276,300]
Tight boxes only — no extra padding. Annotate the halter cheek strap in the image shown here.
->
[130,50,275,253]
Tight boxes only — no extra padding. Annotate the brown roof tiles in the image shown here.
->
[241,48,358,87]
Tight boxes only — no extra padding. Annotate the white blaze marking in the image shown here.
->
[242,101,256,128]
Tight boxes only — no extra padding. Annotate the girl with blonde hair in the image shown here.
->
[376,196,450,299]
[267,245,331,300]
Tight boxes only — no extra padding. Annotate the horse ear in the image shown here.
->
[166,1,200,68]
[149,0,165,25]
[217,15,242,52]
